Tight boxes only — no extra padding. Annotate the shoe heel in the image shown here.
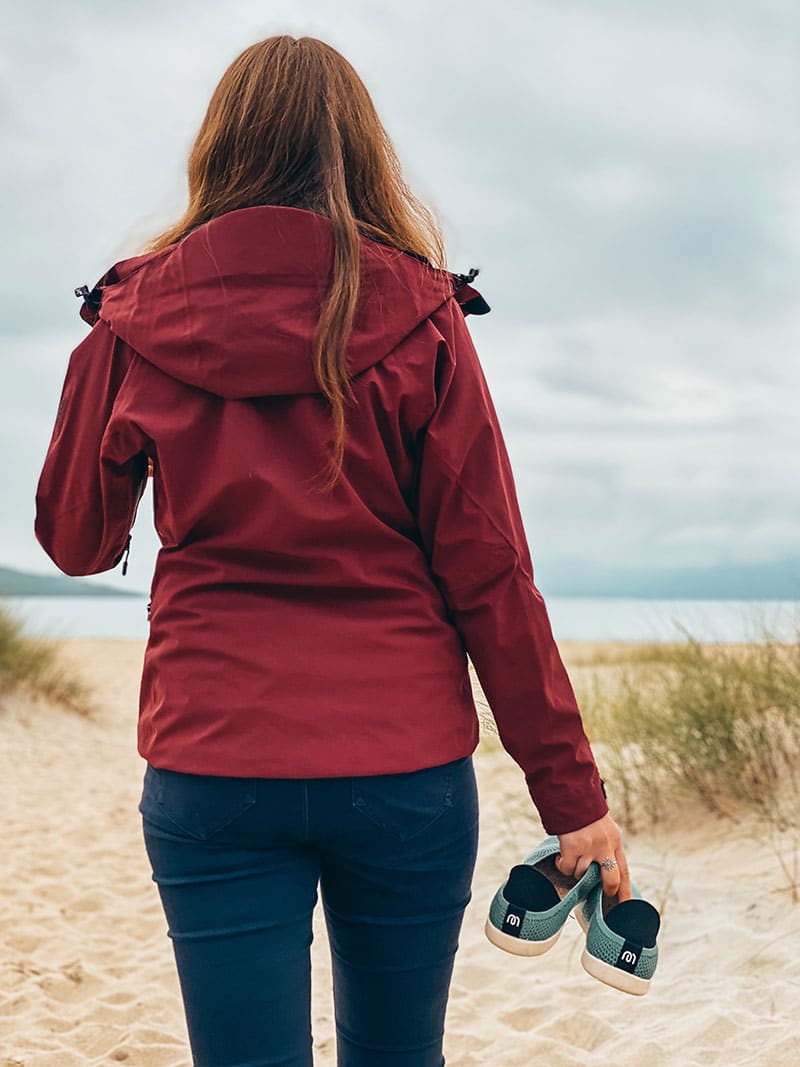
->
[580,946,652,995]
[484,916,563,956]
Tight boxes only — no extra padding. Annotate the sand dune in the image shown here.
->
[1,639,798,1065]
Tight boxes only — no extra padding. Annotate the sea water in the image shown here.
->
[3,595,797,643]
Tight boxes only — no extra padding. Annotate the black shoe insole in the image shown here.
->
[503,864,561,911]
[603,898,661,948]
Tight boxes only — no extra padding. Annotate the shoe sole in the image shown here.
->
[573,904,590,934]
[580,947,652,995]
[574,898,652,995]
[483,916,563,956]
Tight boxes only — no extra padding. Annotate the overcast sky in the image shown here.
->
[2,0,798,596]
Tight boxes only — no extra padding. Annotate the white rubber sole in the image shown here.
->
[580,947,652,995]
[484,916,562,956]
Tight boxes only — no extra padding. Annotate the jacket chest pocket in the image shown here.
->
[139,763,257,841]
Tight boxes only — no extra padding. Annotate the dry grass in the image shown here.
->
[0,601,92,713]
[574,615,800,899]
[469,608,800,899]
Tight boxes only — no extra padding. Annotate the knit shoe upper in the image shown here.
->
[577,878,660,994]
[486,835,602,954]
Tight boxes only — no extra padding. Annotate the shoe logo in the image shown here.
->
[616,941,640,972]
[501,903,527,937]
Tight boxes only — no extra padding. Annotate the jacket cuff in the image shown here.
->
[527,772,610,836]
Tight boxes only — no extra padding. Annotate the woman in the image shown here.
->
[35,34,631,1067]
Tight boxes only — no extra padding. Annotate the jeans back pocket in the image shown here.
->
[138,763,257,841]
[350,757,464,843]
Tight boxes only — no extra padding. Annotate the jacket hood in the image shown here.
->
[74,204,490,399]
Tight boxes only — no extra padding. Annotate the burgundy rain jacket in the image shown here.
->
[34,204,608,835]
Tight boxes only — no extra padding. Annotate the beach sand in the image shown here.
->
[1,639,798,1066]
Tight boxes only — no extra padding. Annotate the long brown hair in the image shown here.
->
[143,35,449,492]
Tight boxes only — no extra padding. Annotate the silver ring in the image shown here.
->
[600,857,617,870]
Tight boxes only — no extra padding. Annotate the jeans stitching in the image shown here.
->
[145,765,257,841]
[323,896,472,926]
[336,1021,443,1054]
[329,943,457,972]
[350,771,455,842]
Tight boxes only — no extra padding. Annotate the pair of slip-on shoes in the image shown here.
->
[485,834,660,996]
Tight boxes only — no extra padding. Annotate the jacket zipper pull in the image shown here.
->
[121,533,132,575]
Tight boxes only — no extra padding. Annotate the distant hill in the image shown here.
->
[543,557,800,600]
[0,565,142,598]
[3,557,798,602]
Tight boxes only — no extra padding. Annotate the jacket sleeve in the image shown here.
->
[415,295,608,835]
[34,319,149,577]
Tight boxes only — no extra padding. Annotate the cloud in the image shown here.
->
[1,0,798,591]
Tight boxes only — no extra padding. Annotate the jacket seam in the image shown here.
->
[417,295,470,428]
[426,444,534,593]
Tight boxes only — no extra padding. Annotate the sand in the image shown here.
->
[1,639,798,1066]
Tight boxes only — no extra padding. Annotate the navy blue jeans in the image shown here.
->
[138,754,480,1067]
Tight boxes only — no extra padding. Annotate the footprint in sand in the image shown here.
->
[99,991,139,1006]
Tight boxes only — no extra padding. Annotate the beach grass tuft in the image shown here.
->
[0,601,92,713]
[576,614,800,899]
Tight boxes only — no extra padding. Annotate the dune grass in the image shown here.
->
[574,616,800,899]
[0,601,92,713]
[576,624,799,825]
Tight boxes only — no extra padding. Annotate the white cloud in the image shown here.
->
[1,0,798,589]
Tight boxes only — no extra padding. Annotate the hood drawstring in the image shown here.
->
[452,266,480,289]
[117,533,132,576]
[75,283,103,313]
[75,268,119,325]
[451,267,491,316]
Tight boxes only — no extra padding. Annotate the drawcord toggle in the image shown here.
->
[120,533,132,576]
[75,283,103,314]
[452,271,482,292]
[452,266,480,289]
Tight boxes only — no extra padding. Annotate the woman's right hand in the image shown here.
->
[554,811,632,901]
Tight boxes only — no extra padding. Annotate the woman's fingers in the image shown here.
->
[574,856,591,879]
[613,849,633,902]
[557,847,630,900]
[553,811,634,901]
[555,851,592,878]
[554,851,575,876]
[599,852,622,898]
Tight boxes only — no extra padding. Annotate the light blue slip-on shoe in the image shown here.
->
[574,878,661,995]
[485,835,602,956]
